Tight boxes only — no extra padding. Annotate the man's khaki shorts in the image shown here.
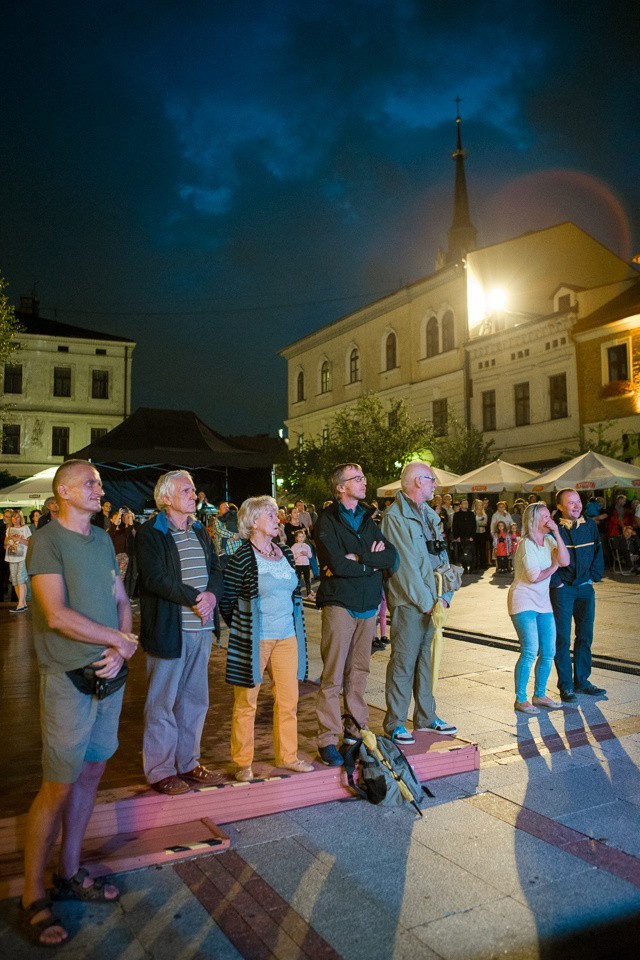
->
[39,671,125,783]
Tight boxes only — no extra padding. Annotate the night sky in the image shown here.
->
[3,1,639,436]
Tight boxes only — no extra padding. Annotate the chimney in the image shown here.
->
[19,295,40,316]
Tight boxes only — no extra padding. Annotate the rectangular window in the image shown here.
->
[95,348,107,356]
[57,345,69,353]
[607,344,629,382]
[482,390,496,432]
[2,424,20,455]
[91,369,109,399]
[54,366,72,397]
[549,373,568,420]
[432,398,448,437]
[90,427,108,443]
[514,382,530,426]
[52,426,69,457]
[3,363,23,394]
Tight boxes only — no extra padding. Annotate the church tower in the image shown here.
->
[436,103,478,269]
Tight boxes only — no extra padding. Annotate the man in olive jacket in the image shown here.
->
[136,470,223,794]
[314,463,397,766]
[381,461,458,743]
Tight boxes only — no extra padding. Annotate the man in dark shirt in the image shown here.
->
[313,463,397,766]
[550,488,605,701]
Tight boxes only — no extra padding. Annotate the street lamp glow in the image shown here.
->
[487,287,506,311]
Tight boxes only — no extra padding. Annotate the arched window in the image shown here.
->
[426,316,439,357]
[385,332,397,371]
[442,311,454,352]
[349,347,360,383]
[296,370,305,402]
[320,360,331,394]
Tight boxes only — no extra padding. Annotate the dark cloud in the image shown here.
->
[2,0,639,434]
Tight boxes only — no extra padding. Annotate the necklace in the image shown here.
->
[250,539,278,559]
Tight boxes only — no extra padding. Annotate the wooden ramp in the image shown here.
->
[0,736,478,899]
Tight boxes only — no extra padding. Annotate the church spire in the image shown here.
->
[444,99,477,266]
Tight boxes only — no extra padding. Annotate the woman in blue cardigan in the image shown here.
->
[220,495,312,782]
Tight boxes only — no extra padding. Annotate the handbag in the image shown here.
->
[66,662,129,700]
[434,561,463,593]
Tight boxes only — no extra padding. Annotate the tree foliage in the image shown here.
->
[278,394,433,505]
[561,421,622,460]
[0,469,19,490]
[431,415,496,475]
[1,275,22,423]
[0,275,21,367]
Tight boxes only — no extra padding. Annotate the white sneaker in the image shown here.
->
[416,717,458,735]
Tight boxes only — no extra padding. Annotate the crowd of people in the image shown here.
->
[6,457,636,945]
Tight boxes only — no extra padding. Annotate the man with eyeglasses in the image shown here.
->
[314,463,398,766]
[380,461,458,744]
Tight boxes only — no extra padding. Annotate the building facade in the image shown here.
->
[572,280,640,461]
[1,297,135,478]
[280,118,639,469]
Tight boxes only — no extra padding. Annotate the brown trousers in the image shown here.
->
[315,605,375,747]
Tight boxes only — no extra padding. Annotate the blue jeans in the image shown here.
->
[511,611,556,702]
[550,583,595,691]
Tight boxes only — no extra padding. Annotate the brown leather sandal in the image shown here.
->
[18,896,69,947]
[51,867,120,902]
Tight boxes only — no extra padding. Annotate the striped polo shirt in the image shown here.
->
[169,517,212,631]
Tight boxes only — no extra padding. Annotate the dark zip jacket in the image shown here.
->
[549,516,604,588]
[314,500,398,612]
[136,511,223,658]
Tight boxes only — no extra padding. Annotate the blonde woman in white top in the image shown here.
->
[507,503,570,714]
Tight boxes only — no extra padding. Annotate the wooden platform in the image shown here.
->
[0,736,478,898]
[0,604,479,899]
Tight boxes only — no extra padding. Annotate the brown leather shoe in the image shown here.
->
[151,775,191,795]
[179,764,225,786]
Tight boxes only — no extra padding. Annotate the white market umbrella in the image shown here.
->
[524,450,640,494]
[376,466,461,499]
[0,466,56,507]
[453,459,538,494]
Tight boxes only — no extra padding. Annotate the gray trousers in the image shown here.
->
[384,604,436,735]
[143,628,212,784]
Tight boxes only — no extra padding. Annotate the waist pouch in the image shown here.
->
[65,663,129,700]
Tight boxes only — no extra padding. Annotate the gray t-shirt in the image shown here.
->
[27,521,120,673]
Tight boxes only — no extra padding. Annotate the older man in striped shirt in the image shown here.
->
[136,470,224,794]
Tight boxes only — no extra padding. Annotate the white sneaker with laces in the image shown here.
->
[416,717,458,736]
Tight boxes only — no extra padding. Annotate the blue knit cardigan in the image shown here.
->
[219,539,308,688]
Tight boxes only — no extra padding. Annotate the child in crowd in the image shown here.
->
[508,522,520,572]
[291,528,315,598]
[493,520,511,574]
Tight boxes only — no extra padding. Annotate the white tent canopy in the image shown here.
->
[0,467,56,507]
[376,466,461,499]
[453,459,538,494]
[525,450,640,493]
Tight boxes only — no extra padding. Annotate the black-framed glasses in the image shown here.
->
[342,474,366,483]
[418,474,437,482]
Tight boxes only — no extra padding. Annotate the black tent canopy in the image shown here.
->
[69,408,286,511]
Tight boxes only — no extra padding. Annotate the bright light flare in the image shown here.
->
[487,288,507,311]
